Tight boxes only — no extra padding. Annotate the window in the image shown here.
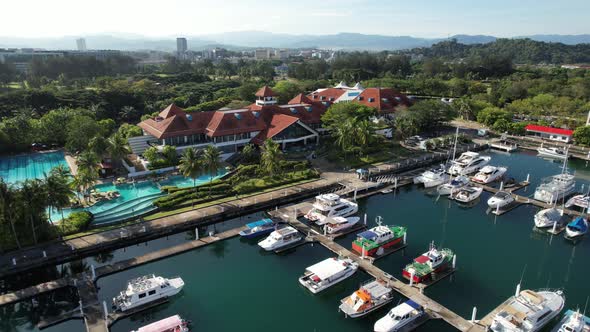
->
[148,290,156,296]
[368,97,375,102]
[536,311,552,322]
[320,96,326,100]
[358,96,364,101]
[138,293,146,299]
[329,97,335,101]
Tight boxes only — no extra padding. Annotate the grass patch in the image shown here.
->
[326,140,421,169]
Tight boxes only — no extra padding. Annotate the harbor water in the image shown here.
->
[2,150,590,332]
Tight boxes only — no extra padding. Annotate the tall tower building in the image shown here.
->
[176,37,188,54]
[76,38,87,51]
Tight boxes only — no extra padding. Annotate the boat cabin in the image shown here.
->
[387,300,423,322]
[116,275,173,308]
[357,226,393,243]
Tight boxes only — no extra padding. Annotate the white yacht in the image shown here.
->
[565,194,590,210]
[553,310,590,332]
[437,176,470,196]
[374,300,426,332]
[472,165,507,184]
[324,216,360,235]
[538,146,569,160]
[258,226,302,251]
[113,274,184,312]
[414,164,449,188]
[534,208,562,228]
[305,193,358,225]
[132,315,190,332]
[565,217,588,238]
[451,185,483,203]
[298,257,359,294]
[490,289,565,332]
[339,279,394,318]
[448,151,491,175]
[488,191,514,209]
[534,174,576,204]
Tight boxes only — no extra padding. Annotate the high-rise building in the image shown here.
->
[76,38,87,51]
[176,37,188,54]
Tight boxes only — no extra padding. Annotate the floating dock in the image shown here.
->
[490,142,518,153]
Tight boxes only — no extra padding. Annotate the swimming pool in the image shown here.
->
[0,151,69,184]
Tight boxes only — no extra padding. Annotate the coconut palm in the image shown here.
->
[334,120,354,160]
[19,179,46,244]
[76,151,99,178]
[261,139,283,177]
[354,119,375,155]
[119,106,138,122]
[202,145,221,197]
[178,148,203,208]
[107,132,131,170]
[71,171,96,205]
[45,169,74,232]
[0,179,21,249]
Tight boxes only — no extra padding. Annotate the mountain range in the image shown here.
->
[0,32,589,51]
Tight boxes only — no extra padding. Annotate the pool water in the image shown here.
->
[0,151,69,184]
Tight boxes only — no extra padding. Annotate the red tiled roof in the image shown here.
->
[206,110,267,137]
[353,88,412,114]
[252,114,300,145]
[288,93,313,105]
[525,125,573,136]
[255,86,276,97]
[307,88,346,104]
[138,104,213,139]
[274,104,324,124]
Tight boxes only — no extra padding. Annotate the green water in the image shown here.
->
[3,150,590,331]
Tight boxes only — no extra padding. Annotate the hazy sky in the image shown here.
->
[3,0,589,38]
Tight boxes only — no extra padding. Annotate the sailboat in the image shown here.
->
[565,217,588,239]
[534,148,576,203]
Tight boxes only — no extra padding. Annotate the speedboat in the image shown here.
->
[448,151,491,175]
[305,193,358,225]
[351,220,406,257]
[534,174,576,204]
[298,257,359,294]
[414,164,449,188]
[490,289,565,332]
[487,191,514,209]
[565,194,590,210]
[339,279,394,318]
[437,176,469,196]
[113,274,184,312]
[239,218,275,239]
[451,185,483,203]
[374,300,426,332]
[258,227,302,251]
[565,217,588,238]
[402,242,453,284]
[552,310,590,332]
[132,315,190,332]
[472,165,507,184]
[534,208,562,228]
[324,216,360,235]
[538,146,569,160]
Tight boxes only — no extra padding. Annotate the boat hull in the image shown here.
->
[402,262,450,283]
[339,298,393,318]
[239,227,275,239]
[352,237,403,257]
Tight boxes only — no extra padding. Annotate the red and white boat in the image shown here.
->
[402,243,454,284]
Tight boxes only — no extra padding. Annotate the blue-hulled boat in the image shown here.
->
[565,216,588,239]
[239,218,276,239]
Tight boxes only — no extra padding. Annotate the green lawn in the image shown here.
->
[326,141,422,169]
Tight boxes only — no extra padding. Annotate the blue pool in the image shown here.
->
[0,151,69,184]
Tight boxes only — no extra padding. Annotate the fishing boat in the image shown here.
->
[490,289,565,332]
[487,191,514,209]
[437,176,469,196]
[298,257,359,294]
[132,315,190,332]
[451,185,483,203]
[565,194,590,210]
[374,300,426,332]
[239,218,275,238]
[538,146,569,160]
[413,164,449,188]
[448,151,491,176]
[324,216,360,235]
[472,165,507,184]
[339,279,394,318]
[565,217,588,238]
[113,274,184,312]
[552,310,590,332]
[351,218,406,257]
[402,242,454,284]
[305,193,358,225]
[257,226,302,251]
[534,208,562,228]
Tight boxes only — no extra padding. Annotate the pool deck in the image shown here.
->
[64,153,78,176]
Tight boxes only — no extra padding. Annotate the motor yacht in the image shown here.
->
[132,315,190,332]
[565,194,590,210]
[565,217,588,238]
[324,216,360,235]
[239,218,275,239]
[490,289,565,332]
[534,208,562,228]
[472,165,507,184]
[414,164,449,188]
[298,257,359,294]
[339,279,394,318]
[257,226,302,251]
[451,185,483,203]
[487,191,514,209]
[552,310,590,332]
[374,300,426,332]
[402,242,454,284]
[305,193,358,225]
[351,219,406,257]
[534,174,576,204]
[113,274,184,312]
[437,176,469,196]
[448,152,491,175]
[537,146,569,160]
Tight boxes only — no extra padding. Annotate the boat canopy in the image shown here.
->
[357,230,378,241]
[567,217,588,232]
[246,218,273,229]
[406,300,422,310]
[136,315,183,332]
[306,258,347,280]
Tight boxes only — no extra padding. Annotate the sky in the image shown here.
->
[2,0,589,38]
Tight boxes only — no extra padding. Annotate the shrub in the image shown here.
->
[59,211,93,235]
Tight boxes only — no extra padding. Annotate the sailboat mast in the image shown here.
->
[452,127,459,161]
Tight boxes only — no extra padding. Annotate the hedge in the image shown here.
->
[59,211,94,235]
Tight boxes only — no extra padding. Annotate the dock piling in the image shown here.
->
[195,228,199,240]
[552,222,558,234]
[103,301,108,320]
[403,232,407,245]
[471,307,477,322]
[410,271,414,286]
[43,251,47,258]
[12,258,16,266]
[499,181,503,191]
[364,213,367,225]
[91,264,96,281]
[452,255,457,269]
[79,300,83,316]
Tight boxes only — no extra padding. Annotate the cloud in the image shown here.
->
[310,11,351,17]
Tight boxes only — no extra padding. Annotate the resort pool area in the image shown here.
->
[0,151,69,184]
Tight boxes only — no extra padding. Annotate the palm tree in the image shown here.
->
[0,179,21,249]
[19,179,46,244]
[261,139,283,177]
[119,106,138,122]
[178,148,203,208]
[107,132,131,170]
[334,120,354,160]
[202,145,221,197]
[71,171,96,205]
[45,170,74,232]
[76,151,99,178]
[354,119,375,155]
[241,144,257,164]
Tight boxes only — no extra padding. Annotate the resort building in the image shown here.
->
[524,124,573,143]
[132,86,325,158]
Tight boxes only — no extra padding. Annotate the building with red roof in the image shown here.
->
[525,124,573,143]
